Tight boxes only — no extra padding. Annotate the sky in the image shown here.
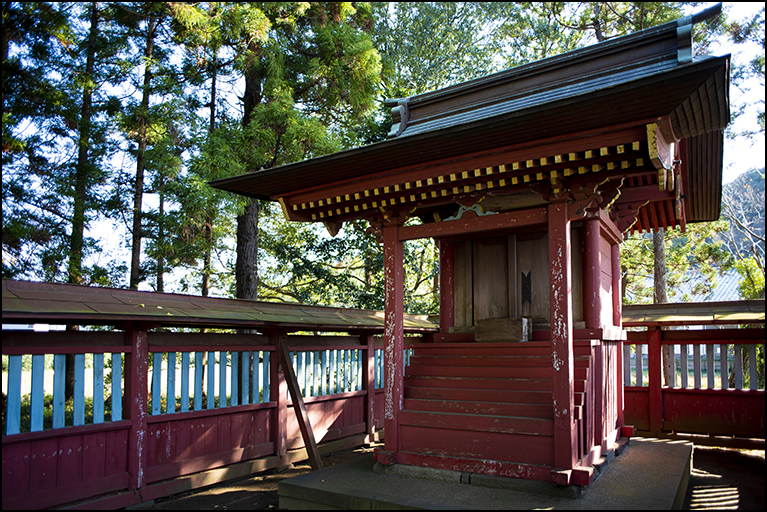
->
[713,2,765,183]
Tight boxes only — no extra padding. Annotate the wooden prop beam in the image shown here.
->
[278,338,323,470]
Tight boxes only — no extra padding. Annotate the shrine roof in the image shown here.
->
[1,280,437,333]
[211,4,729,231]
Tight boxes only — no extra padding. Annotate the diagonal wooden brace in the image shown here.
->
[278,338,323,470]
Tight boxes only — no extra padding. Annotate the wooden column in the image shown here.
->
[383,222,404,455]
[548,202,576,473]
[582,219,601,330]
[361,333,376,437]
[612,243,622,328]
[268,330,288,460]
[125,326,148,492]
[648,327,663,435]
[439,239,454,332]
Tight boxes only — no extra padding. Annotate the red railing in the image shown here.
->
[1,328,411,509]
[622,326,765,447]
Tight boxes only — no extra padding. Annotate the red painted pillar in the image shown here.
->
[648,327,663,435]
[125,326,148,493]
[361,333,376,437]
[612,244,622,328]
[582,219,601,330]
[613,243,625,429]
[268,330,287,460]
[383,223,404,455]
[439,239,454,332]
[549,202,576,471]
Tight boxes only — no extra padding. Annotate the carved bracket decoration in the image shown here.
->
[366,219,384,244]
[385,97,411,139]
[610,201,648,233]
[443,202,497,221]
[562,177,626,219]
[366,213,409,243]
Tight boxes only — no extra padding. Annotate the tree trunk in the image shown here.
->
[236,198,260,300]
[66,2,99,402]
[235,42,264,301]
[129,13,156,289]
[202,49,217,297]
[653,228,673,387]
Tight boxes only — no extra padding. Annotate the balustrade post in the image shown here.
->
[648,327,663,435]
[268,329,287,460]
[361,333,376,437]
[124,326,148,493]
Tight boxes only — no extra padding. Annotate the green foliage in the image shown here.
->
[621,221,733,304]
[734,256,765,299]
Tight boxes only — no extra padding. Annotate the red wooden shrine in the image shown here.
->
[213,5,730,486]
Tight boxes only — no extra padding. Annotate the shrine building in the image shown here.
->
[211,5,729,486]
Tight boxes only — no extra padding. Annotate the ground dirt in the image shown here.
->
[137,443,764,510]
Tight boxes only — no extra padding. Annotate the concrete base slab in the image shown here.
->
[278,438,692,510]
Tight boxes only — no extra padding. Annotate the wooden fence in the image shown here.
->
[622,326,765,446]
[2,328,416,509]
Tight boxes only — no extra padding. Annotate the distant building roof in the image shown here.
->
[672,268,742,302]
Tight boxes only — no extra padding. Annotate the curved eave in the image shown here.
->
[211,57,730,225]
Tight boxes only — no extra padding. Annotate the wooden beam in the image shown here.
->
[399,207,547,241]
[549,202,576,471]
[277,337,323,470]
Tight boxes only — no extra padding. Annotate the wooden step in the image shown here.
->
[403,398,553,419]
[406,364,551,380]
[412,343,593,357]
[409,355,551,368]
[399,410,554,436]
[405,376,551,391]
[404,386,552,405]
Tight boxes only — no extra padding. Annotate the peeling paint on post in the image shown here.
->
[125,327,148,492]
[548,202,576,471]
[383,223,404,454]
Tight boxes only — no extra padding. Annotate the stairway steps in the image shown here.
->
[403,397,553,419]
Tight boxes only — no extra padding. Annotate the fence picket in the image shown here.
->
[206,351,215,409]
[748,344,757,390]
[112,353,122,421]
[219,351,227,408]
[74,353,85,426]
[734,345,743,390]
[167,352,176,413]
[181,352,190,412]
[53,354,66,428]
[263,351,270,401]
[194,352,203,411]
[30,354,45,432]
[232,351,239,407]
[93,353,104,423]
[720,344,729,390]
[6,355,22,435]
